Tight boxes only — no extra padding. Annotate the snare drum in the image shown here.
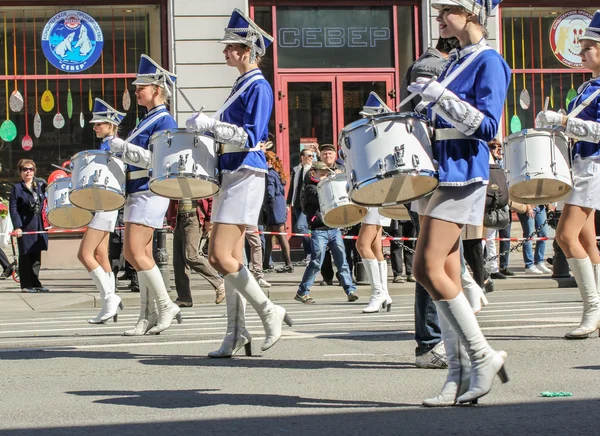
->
[148,129,219,199]
[504,129,572,204]
[317,173,367,228]
[378,204,411,221]
[339,112,437,207]
[46,178,93,229]
[69,150,126,211]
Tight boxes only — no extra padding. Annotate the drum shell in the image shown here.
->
[47,178,93,229]
[69,150,126,212]
[340,112,438,207]
[504,128,572,204]
[149,129,220,199]
[317,174,367,228]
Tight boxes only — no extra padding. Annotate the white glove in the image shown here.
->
[110,137,126,153]
[408,77,446,103]
[185,112,216,132]
[535,110,564,129]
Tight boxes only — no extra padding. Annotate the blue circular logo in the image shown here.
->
[41,10,104,72]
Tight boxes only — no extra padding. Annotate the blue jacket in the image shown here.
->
[568,78,600,160]
[9,180,48,255]
[265,168,287,226]
[219,69,271,174]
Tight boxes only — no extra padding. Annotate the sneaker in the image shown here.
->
[525,265,544,275]
[276,264,294,273]
[174,300,193,308]
[536,262,552,274]
[484,279,495,294]
[319,280,333,286]
[21,287,39,293]
[406,274,416,283]
[393,275,405,283]
[347,291,359,302]
[36,287,49,292]
[294,293,315,304]
[294,257,310,266]
[500,268,515,276]
[490,271,507,280]
[415,342,448,369]
[215,284,225,304]
[258,278,271,288]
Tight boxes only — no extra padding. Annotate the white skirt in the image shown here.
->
[212,169,266,226]
[412,183,487,226]
[124,191,170,229]
[565,158,600,210]
[88,210,118,233]
[362,207,391,226]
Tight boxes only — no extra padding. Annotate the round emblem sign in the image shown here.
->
[41,10,104,72]
[550,10,593,69]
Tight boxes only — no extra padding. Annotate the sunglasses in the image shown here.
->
[21,167,35,172]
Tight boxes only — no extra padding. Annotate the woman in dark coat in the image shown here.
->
[263,151,293,273]
[9,159,49,293]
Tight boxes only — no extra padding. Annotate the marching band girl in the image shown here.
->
[407,0,511,405]
[186,9,292,357]
[82,99,125,324]
[536,10,600,339]
[110,55,182,336]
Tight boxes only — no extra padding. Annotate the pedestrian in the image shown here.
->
[408,0,511,405]
[9,159,48,293]
[109,54,182,336]
[166,197,225,308]
[535,10,600,339]
[263,151,294,273]
[516,204,551,275]
[386,214,416,283]
[245,225,271,288]
[186,9,292,357]
[295,161,357,303]
[80,99,125,324]
[286,147,314,265]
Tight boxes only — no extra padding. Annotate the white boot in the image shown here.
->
[379,260,393,311]
[227,266,292,351]
[461,268,488,314]
[145,266,182,334]
[123,274,158,336]
[362,258,387,313]
[435,293,508,404]
[565,257,600,339]
[88,266,122,324]
[423,311,471,407]
[208,281,252,358]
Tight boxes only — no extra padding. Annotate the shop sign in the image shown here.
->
[42,10,104,72]
[550,10,593,69]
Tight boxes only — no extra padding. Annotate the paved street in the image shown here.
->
[1,264,599,435]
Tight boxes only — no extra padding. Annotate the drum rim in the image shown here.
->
[322,203,367,228]
[149,173,220,200]
[505,128,567,142]
[47,207,93,229]
[47,178,72,189]
[149,128,215,143]
[69,185,126,212]
[341,111,429,134]
[348,172,439,206]
[71,149,113,159]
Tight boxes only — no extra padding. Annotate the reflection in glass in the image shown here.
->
[342,81,386,126]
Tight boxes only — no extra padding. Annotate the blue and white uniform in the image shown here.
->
[412,40,511,225]
[87,136,119,232]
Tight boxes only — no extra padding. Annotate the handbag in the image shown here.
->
[483,205,510,230]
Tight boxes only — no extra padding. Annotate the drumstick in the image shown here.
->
[397,76,438,111]
[176,85,197,113]
[51,164,72,173]
[544,96,550,112]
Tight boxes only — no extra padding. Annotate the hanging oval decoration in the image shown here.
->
[53,112,65,129]
[519,89,530,111]
[67,81,73,118]
[33,112,42,138]
[0,120,17,142]
[9,91,24,113]
[123,89,131,111]
[41,88,54,112]
[510,115,522,134]
[21,135,33,151]
[79,111,85,128]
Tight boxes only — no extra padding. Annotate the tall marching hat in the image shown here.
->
[219,8,274,64]
[581,10,600,43]
[431,0,503,26]
[360,92,392,117]
[90,98,126,125]
[132,54,177,96]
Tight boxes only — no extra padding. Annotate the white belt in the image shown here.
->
[434,128,472,141]
[127,170,149,180]
[219,142,263,154]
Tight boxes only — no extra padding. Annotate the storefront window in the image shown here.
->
[0,5,162,182]
[501,7,595,134]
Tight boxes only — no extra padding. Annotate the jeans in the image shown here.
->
[292,206,311,258]
[517,207,548,268]
[297,229,356,295]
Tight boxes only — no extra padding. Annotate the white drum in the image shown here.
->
[46,177,93,229]
[504,129,572,204]
[339,112,437,207]
[317,173,367,228]
[149,129,219,199]
[69,150,126,211]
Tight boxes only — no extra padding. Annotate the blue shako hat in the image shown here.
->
[581,10,600,43]
[90,98,126,125]
[360,92,392,117]
[431,0,502,26]
[132,54,177,96]
[219,8,274,64]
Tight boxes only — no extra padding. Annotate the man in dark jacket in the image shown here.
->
[294,161,357,304]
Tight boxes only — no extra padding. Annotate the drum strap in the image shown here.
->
[213,70,264,121]
[127,170,148,180]
[568,88,600,119]
[434,128,472,141]
[219,142,263,154]
[124,111,169,144]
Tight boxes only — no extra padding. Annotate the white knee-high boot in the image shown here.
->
[362,258,387,313]
[123,273,158,336]
[88,266,122,324]
[423,309,471,406]
[208,281,251,358]
[435,293,508,404]
[144,266,182,334]
[379,260,393,310]
[226,266,292,351]
[461,268,488,314]
[565,257,600,339]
